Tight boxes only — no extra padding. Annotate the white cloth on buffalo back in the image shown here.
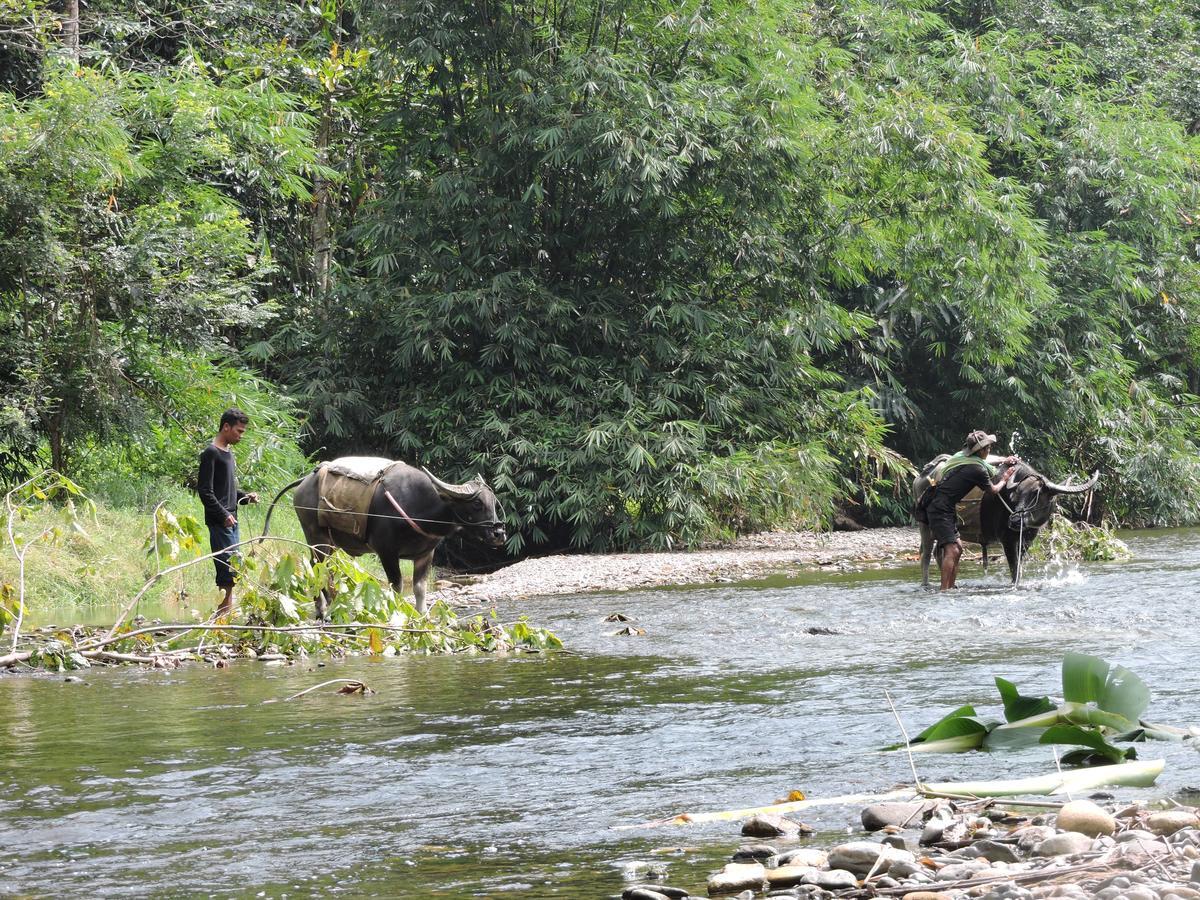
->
[324,456,396,483]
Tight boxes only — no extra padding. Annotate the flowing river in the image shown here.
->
[2,530,1198,897]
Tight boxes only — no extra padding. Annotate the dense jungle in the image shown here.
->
[1,0,1198,553]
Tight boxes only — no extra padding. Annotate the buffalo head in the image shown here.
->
[423,468,508,547]
[1003,463,1100,532]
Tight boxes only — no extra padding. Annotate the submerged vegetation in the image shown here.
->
[0,0,1198,555]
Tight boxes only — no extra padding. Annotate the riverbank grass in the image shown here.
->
[0,487,402,617]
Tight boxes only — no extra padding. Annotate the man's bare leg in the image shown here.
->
[940,540,963,590]
[215,585,234,618]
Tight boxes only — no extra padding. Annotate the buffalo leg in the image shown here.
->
[919,524,935,588]
[412,551,434,614]
[1002,535,1021,584]
[298,524,334,620]
[379,554,405,604]
[981,543,988,573]
[313,543,334,620]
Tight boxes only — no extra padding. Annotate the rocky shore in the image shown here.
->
[441,527,920,604]
[621,797,1200,900]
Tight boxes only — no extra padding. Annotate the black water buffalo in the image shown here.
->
[914,456,1098,588]
[263,459,506,616]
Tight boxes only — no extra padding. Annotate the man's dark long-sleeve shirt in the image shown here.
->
[198,444,246,527]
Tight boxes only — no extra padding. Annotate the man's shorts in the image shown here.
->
[208,523,241,587]
[926,506,959,549]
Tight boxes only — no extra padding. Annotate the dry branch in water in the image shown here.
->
[263,679,375,703]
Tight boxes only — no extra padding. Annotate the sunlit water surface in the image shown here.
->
[2,530,1199,897]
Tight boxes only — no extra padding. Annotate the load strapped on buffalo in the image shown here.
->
[262,457,507,617]
[913,449,1099,588]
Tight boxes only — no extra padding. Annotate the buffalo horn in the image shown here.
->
[1042,470,1100,494]
[422,466,482,501]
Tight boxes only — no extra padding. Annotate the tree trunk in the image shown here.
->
[311,91,333,300]
[62,0,80,60]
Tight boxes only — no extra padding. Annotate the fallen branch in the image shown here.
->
[615,789,918,830]
[79,621,464,653]
[3,620,476,669]
[264,679,374,703]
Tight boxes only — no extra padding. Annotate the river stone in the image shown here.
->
[1148,810,1200,836]
[863,802,931,832]
[947,845,982,859]
[742,814,809,838]
[827,840,913,875]
[882,834,909,851]
[807,869,857,889]
[777,848,828,868]
[1108,837,1168,863]
[899,892,956,900]
[920,816,951,845]
[732,844,779,864]
[767,866,818,888]
[934,859,991,881]
[888,859,923,879]
[1012,825,1056,852]
[624,890,671,900]
[708,863,768,895]
[1056,799,1116,837]
[1032,831,1093,857]
[624,887,689,899]
[1117,829,1160,843]
[974,840,1022,863]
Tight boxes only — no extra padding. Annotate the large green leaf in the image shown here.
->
[1098,665,1151,722]
[882,705,987,751]
[1061,652,1109,704]
[1061,653,1150,721]
[912,704,978,743]
[1040,724,1133,765]
[983,723,1047,752]
[995,676,1055,723]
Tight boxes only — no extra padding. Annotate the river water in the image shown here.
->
[2,530,1198,897]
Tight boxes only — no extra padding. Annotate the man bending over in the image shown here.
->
[926,430,1016,590]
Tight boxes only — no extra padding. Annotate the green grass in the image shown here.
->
[0,483,411,624]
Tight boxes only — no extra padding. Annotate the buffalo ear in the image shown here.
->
[422,466,481,502]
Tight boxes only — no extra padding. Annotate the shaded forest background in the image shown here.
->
[1,0,1198,555]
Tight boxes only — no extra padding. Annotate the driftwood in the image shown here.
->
[263,679,375,703]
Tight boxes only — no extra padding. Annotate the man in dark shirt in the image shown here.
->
[198,408,259,617]
[926,430,1016,590]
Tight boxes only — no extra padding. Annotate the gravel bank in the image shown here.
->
[446,526,920,604]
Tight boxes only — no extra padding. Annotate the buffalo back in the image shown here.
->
[317,464,391,539]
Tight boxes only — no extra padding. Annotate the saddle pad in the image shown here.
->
[317,465,386,539]
[956,486,985,545]
[324,456,395,483]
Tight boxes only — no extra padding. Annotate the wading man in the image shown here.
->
[926,430,1016,590]
[198,408,258,617]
